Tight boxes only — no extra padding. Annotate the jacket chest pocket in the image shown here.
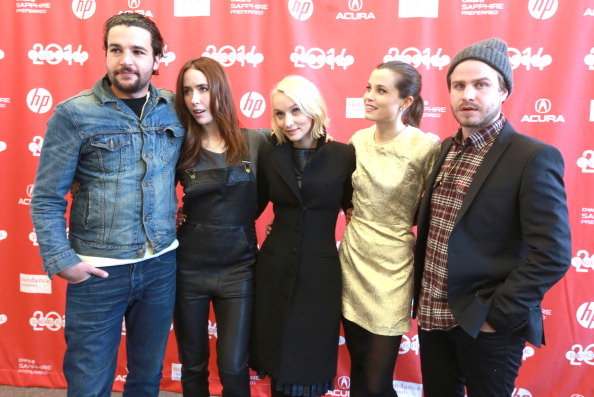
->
[89,133,132,174]
[156,127,183,164]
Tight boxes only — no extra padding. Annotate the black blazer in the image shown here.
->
[413,122,571,347]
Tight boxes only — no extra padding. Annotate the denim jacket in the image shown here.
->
[30,76,185,278]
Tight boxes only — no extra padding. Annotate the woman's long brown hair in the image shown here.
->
[175,57,248,170]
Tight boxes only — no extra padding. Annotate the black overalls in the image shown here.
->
[174,135,260,397]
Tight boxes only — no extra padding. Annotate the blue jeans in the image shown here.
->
[63,250,176,397]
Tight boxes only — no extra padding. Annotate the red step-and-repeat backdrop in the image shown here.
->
[0,1,593,396]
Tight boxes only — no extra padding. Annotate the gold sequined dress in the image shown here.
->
[339,125,440,336]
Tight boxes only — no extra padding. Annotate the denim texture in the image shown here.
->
[63,250,177,397]
[30,76,184,278]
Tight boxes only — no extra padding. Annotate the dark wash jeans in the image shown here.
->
[419,325,525,397]
[63,250,176,397]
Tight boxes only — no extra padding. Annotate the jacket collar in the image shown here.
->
[269,135,327,204]
[92,75,171,105]
[455,120,515,223]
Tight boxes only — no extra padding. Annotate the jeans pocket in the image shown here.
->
[155,249,177,266]
[68,273,94,286]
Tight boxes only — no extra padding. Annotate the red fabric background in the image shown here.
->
[1,1,593,396]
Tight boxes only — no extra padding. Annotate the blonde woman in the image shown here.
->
[249,75,355,397]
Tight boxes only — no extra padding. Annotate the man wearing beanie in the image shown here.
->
[412,38,571,396]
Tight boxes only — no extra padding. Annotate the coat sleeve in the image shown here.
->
[486,144,571,335]
[256,142,271,218]
[30,103,84,278]
[340,143,356,212]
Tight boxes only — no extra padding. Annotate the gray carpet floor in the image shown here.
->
[0,386,181,396]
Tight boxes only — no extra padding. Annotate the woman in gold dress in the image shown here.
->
[339,61,440,397]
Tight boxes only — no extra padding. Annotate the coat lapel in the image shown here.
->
[455,123,515,223]
[271,141,303,204]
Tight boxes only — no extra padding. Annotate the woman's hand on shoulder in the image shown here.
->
[345,207,353,224]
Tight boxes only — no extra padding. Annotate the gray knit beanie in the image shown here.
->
[447,38,513,97]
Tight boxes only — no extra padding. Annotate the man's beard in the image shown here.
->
[112,67,150,94]
[455,103,501,131]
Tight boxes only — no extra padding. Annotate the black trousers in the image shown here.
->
[418,326,525,397]
[174,256,254,397]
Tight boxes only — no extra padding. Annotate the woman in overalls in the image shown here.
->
[173,57,267,397]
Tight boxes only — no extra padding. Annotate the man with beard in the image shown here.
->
[412,38,571,397]
[30,13,184,396]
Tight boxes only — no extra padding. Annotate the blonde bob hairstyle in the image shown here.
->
[270,75,328,144]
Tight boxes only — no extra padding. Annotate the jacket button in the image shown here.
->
[292,248,297,254]
[136,249,144,256]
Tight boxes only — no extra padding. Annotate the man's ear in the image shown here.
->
[153,55,161,71]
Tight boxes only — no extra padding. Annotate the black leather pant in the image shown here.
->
[174,226,254,397]
[175,291,252,397]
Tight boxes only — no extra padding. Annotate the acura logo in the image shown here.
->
[128,0,141,9]
[337,376,351,389]
[348,0,363,12]
[26,184,34,197]
[535,98,551,113]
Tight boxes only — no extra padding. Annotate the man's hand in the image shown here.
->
[57,262,109,283]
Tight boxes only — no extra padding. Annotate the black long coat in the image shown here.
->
[249,136,355,387]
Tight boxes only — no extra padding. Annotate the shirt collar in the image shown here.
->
[453,113,506,150]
